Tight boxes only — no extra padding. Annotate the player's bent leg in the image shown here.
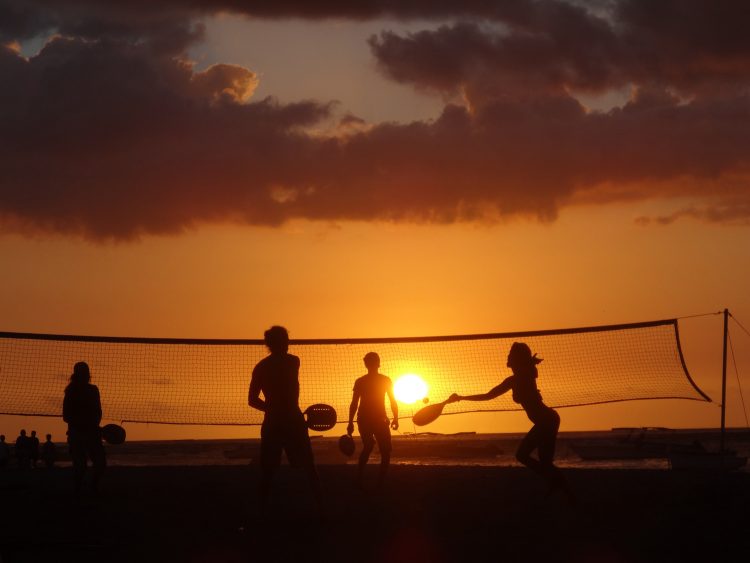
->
[259,436,283,512]
[89,438,106,494]
[69,443,87,494]
[374,422,392,488]
[358,429,375,465]
[515,425,543,471]
[537,408,560,461]
[356,428,375,487]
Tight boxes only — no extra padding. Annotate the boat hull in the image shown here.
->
[668,451,747,471]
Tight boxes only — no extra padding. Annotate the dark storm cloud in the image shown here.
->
[0,1,205,53]
[0,0,587,38]
[0,37,334,239]
[366,0,750,225]
[369,1,750,98]
[2,0,750,240]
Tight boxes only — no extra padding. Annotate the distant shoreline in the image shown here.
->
[106,426,750,443]
[84,427,750,471]
[8,427,747,471]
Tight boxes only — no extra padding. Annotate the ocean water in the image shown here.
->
[87,428,750,471]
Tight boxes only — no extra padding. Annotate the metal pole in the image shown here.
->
[720,308,728,453]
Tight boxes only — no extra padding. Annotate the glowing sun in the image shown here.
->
[394,374,428,404]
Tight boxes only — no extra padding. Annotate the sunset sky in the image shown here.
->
[1,0,749,441]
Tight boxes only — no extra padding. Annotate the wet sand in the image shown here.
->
[1,464,749,562]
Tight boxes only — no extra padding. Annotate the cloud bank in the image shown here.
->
[1,0,750,239]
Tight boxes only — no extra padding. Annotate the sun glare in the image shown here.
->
[394,374,428,404]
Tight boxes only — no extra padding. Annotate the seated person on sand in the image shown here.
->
[63,361,106,494]
[248,325,321,512]
[347,352,399,489]
[448,342,572,500]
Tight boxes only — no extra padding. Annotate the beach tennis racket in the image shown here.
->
[412,398,452,426]
[303,403,337,431]
[101,423,126,445]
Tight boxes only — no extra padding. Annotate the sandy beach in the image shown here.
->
[2,462,749,563]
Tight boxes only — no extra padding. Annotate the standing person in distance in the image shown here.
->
[248,326,321,513]
[29,430,40,468]
[15,429,30,470]
[63,361,106,495]
[448,342,572,500]
[42,434,58,469]
[0,434,11,469]
[347,352,399,489]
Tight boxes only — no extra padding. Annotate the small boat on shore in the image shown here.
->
[569,427,679,460]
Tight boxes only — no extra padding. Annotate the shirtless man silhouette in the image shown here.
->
[347,352,399,489]
[248,326,321,512]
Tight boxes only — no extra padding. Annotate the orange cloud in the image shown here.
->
[190,64,258,103]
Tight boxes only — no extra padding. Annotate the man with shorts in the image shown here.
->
[347,352,398,489]
[248,326,320,512]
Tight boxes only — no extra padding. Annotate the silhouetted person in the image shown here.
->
[42,434,57,469]
[63,361,105,494]
[0,435,10,469]
[347,352,399,488]
[29,430,40,468]
[15,429,30,469]
[248,326,321,512]
[448,342,572,500]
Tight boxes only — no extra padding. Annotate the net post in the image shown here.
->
[720,308,729,453]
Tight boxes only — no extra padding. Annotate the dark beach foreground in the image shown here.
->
[2,464,749,563]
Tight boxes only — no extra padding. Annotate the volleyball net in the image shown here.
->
[0,319,710,426]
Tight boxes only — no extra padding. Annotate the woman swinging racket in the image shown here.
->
[447,342,572,500]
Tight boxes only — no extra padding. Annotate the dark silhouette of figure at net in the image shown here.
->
[248,326,321,512]
[15,429,30,470]
[42,434,57,468]
[29,430,40,468]
[347,352,399,489]
[448,342,572,500]
[63,361,105,494]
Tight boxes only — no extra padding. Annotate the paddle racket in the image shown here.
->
[412,398,452,426]
[303,403,337,431]
[101,423,126,445]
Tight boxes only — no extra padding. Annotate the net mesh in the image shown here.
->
[0,319,710,426]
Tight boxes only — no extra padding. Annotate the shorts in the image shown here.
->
[260,413,315,471]
[357,418,392,455]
